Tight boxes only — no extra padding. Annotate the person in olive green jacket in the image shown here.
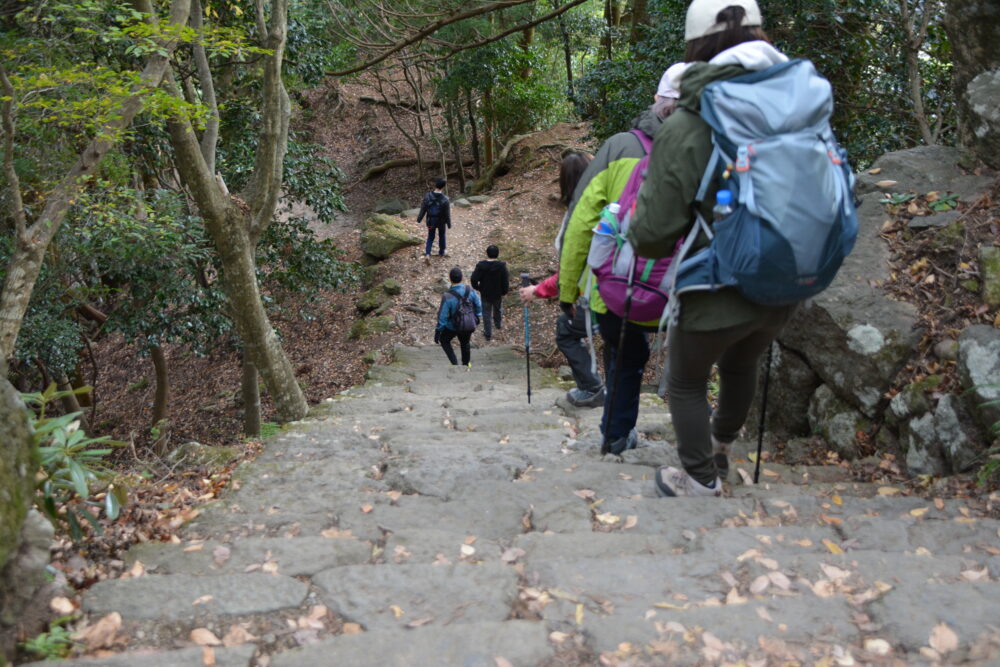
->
[629,0,795,497]
[558,81,682,455]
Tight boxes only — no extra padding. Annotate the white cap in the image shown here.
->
[656,62,690,99]
[685,0,762,41]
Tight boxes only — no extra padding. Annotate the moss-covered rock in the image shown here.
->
[980,246,1000,309]
[362,350,382,365]
[349,316,395,340]
[0,379,33,571]
[360,214,421,261]
[381,279,402,296]
[356,289,387,314]
[167,441,238,467]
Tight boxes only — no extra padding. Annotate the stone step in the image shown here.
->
[83,573,309,620]
[269,620,552,667]
[24,645,256,667]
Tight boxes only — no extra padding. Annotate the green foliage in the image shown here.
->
[281,135,348,225]
[19,615,80,661]
[22,384,128,542]
[975,391,1000,488]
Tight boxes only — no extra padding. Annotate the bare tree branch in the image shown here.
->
[191,0,219,173]
[0,65,27,240]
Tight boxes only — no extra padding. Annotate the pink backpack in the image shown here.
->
[586,130,679,323]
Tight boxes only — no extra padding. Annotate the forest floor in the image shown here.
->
[36,75,1000,644]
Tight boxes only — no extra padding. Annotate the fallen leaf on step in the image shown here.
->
[342,623,364,635]
[832,495,843,506]
[596,512,620,525]
[757,557,779,571]
[360,505,373,513]
[726,588,748,605]
[222,625,257,647]
[495,658,515,667]
[184,543,204,552]
[737,548,762,562]
[623,515,638,530]
[575,603,584,626]
[213,545,231,566]
[574,489,596,500]
[261,561,279,574]
[822,539,844,554]
[654,602,689,610]
[74,613,123,651]
[768,571,791,590]
[460,544,476,557]
[321,528,353,539]
[202,646,216,666]
[501,547,526,563]
[812,580,835,598]
[933,498,944,510]
[750,575,770,594]
[721,571,739,588]
[464,535,477,545]
[737,468,755,485]
[961,567,989,581]
[877,486,900,496]
[406,617,434,628]
[909,507,929,517]
[50,596,75,615]
[390,605,404,619]
[386,490,402,501]
[756,606,773,622]
[793,539,813,547]
[863,638,892,656]
[874,180,897,188]
[191,628,222,646]
[821,564,851,581]
[192,595,214,606]
[915,546,933,556]
[867,167,882,174]
[549,631,570,643]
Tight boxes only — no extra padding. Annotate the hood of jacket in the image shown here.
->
[632,106,664,139]
[677,40,789,114]
[475,259,506,275]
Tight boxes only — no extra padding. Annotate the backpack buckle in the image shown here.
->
[735,146,752,172]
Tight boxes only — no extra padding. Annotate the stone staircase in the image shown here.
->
[33,346,1000,666]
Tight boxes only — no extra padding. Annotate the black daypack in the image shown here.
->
[448,287,477,332]
[425,193,445,224]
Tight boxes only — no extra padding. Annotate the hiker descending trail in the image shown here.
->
[45,347,1000,666]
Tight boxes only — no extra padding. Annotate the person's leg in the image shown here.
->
[494,300,502,330]
[425,227,437,256]
[438,224,447,255]
[458,331,472,365]
[439,329,459,365]
[556,310,602,393]
[482,300,494,340]
[713,307,794,442]
[596,311,649,441]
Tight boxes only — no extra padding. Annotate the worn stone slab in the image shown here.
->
[126,536,372,577]
[514,532,686,564]
[313,562,518,631]
[24,645,256,667]
[870,581,1000,653]
[83,573,308,620]
[907,517,1000,555]
[270,620,552,667]
[692,524,844,557]
[592,497,760,534]
[382,530,501,564]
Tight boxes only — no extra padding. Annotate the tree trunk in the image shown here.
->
[446,103,467,193]
[466,91,481,178]
[945,0,1000,168]
[555,1,575,103]
[150,344,169,431]
[56,372,82,420]
[242,357,261,438]
[483,88,495,167]
[166,0,307,422]
[628,0,648,46]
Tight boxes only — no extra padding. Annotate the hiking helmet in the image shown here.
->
[685,0,761,41]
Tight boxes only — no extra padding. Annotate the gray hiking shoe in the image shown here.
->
[654,466,722,498]
[603,427,638,455]
[566,386,606,408]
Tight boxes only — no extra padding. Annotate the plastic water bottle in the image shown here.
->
[594,202,620,236]
[713,189,733,222]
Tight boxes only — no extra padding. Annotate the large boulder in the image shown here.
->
[854,145,995,202]
[903,412,948,476]
[746,344,821,440]
[360,214,422,261]
[957,325,1000,434]
[806,384,869,460]
[374,197,407,215]
[779,191,923,417]
[935,394,984,473]
[945,0,1000,169]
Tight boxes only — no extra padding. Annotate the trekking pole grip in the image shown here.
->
[520,273,531,288]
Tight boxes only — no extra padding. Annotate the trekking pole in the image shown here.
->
[753,341,774,484]
[521,273,532,404]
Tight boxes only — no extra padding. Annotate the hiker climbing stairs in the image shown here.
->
[32,346,1000,666]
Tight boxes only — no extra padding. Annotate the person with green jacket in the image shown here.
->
[558,82,682,455]
[629,0,796,497]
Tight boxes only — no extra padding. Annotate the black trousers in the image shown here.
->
[440,329,472,365]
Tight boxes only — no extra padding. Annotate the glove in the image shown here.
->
[447,223,452,229]
[559,301,576,318]
[434,330,441,344]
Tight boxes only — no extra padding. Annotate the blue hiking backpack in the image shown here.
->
[668,59,858,312]
[447,286,478,333]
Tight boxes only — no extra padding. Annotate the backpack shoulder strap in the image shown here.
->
[629,129,654,156]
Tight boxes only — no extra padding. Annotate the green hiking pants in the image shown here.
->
[667,306,794,486]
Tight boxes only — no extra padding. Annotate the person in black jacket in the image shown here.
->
[417,177,451,262]
[470,245,509,342]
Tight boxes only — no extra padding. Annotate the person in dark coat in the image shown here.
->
[470,245,509,342]
[417,177,451,261]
